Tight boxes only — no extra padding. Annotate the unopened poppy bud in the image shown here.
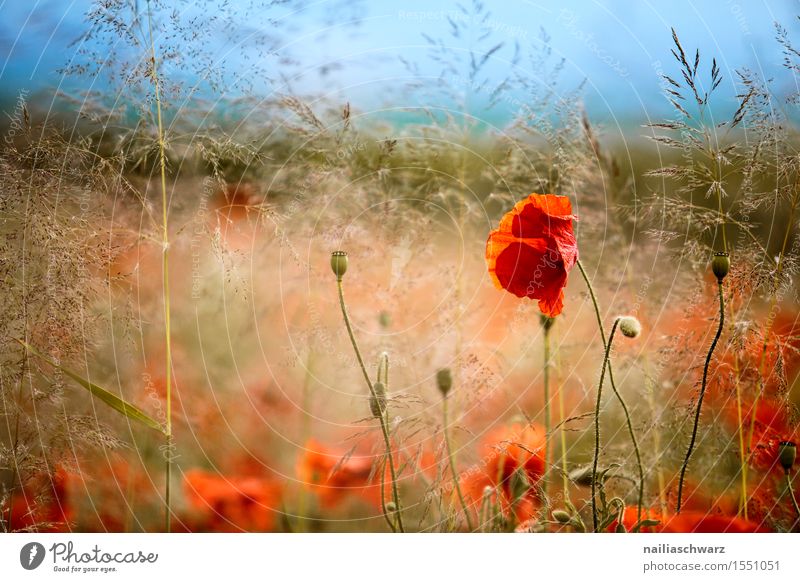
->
[330,251,348,280]
[379,311,391,329]
[436,368,453,397]
[711,251,730,283]
[552,509,571,524]
[385,501,397,513]
[779,441,796,473]
[617,316,641,339]
[370,381,387,418]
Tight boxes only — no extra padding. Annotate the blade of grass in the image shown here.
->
[16,339,165,434]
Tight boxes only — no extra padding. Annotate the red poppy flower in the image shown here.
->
[613,507,767,532]
[297,439,386,509]
[183,469,283,532]
[486,194,578,317]
[461,423,546,523]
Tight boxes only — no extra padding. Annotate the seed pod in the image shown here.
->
[618,316,642,339]
[436,368,453,397]
[369,381,387,418]
[779,441,796,473]
[330,251,348,280]
[552,510,571,524]
[711,251,730,283]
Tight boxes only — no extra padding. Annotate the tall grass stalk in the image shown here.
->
[747,188,799,502]
[146,0,173,533]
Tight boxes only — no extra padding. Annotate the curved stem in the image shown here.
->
[443,394,474,531]
[787,472,800,531]
[592,319,619,532]
[336,279,404,532]
[677,281,725,513]
[577,260,645,530]
[378,456,397,533]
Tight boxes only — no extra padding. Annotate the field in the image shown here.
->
[1,1,799,534]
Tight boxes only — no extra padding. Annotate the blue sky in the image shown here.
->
[1,0,798,126]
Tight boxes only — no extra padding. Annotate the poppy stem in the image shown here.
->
[336,279,405,532]
[787,471,800,531]
[677,280,725,514]
[442,393,475,531]
[542,317,552,500]
[577,260,645,531]
[591,319,619,532]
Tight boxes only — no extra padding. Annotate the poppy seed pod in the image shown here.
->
[330,251,348,280]
[779,441,796,473]
[711,251,730,283]
[436,368,453,397]
[369,381,387,418]
[618,316,642,339]
[552,509,571,524]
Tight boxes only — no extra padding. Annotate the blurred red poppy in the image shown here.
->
[183,469,283,532]
[297,439,386,509]
[614,507,767,533]
[7,467,73,532]
[462,423,546,523]
[486,194,578,317]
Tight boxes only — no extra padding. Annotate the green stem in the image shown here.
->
[592,319,619,532]
[577,260,645,530]
[145,0,172,534]
[677,281,725,513]
[336,279,404,532]
[787,471,800,531]
[443,394,474,531]
[542,319,552,498]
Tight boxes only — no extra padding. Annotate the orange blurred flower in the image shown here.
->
[183,469,283,532]
[486,194,578,317]
[297,439,385,509]
[461,423,546,523]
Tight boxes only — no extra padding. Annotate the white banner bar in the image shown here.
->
[1,533,798,582]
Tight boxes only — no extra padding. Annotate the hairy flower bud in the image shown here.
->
[552,509,571,524]
[617,316,642,339]
[369,381,387,418]
[711,251,730,283]
[436,368,453,397]
[779,441,796,473]
[330,251,348,280]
